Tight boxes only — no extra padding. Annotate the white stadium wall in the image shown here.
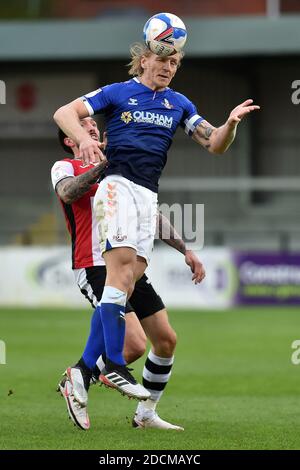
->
[0,246,233,309]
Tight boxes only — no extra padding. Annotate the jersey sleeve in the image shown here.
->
[51,160,74,190]
[180,96,204,137]
[80,83,120,116]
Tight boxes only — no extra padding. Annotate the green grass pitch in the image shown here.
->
[1,307,300,450]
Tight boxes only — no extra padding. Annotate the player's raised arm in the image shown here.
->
[157,212,205,284]
[192,99,260,154]
[53,98,105,165]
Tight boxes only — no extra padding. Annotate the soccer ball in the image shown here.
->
[143,12,187,57]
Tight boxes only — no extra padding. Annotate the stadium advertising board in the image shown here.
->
[234,252,300,305]
[1,248,300,308]
[147,247,234,309]
[0,247,86,307]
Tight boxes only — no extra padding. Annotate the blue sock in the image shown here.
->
[82,305,105,370]
[100,286,126,366]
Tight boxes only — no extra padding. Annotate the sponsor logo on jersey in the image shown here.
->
[128,97,138,105]
[121,110,173,128]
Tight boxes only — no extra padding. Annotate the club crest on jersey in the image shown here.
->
[162,98,173,109]
[113,227,127,242]
[121,111,133,124]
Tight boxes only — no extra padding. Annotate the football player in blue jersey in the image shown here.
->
[54,119,205,430]
[54,43,260,401]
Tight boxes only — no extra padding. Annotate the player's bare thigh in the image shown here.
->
[103,248,148,296]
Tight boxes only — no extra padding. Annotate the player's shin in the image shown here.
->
[140,350,174,410]
[82,305,105,370]
[98,287,150,400]
[100,286,126,365]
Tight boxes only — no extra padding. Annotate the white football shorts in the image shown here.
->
[94,175,158,264]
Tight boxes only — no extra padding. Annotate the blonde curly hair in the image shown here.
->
[127,42,183,77]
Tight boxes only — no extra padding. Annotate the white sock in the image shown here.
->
[136,398,158,416]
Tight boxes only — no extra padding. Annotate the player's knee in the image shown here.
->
[166,329,177,355]
[170,329,177,349]
[111,266,134,294]
[122,269,135,293]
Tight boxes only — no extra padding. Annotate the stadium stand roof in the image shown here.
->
[1,15,300,60]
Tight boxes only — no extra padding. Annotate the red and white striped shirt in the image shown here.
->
[51,158,105,269]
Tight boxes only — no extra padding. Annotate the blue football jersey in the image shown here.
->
[81,77,203,192]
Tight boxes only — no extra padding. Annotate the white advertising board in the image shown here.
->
[0,247,85,307]
[0,246,234,309]
[147,247,234,309]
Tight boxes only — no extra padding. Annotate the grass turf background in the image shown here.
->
[1,307,300,450]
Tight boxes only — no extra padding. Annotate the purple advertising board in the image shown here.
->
[233,252,300,305]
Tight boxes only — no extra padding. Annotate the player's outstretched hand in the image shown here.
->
[228,99,260,125]
[185,250,206,284]
[79,136,106,166]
